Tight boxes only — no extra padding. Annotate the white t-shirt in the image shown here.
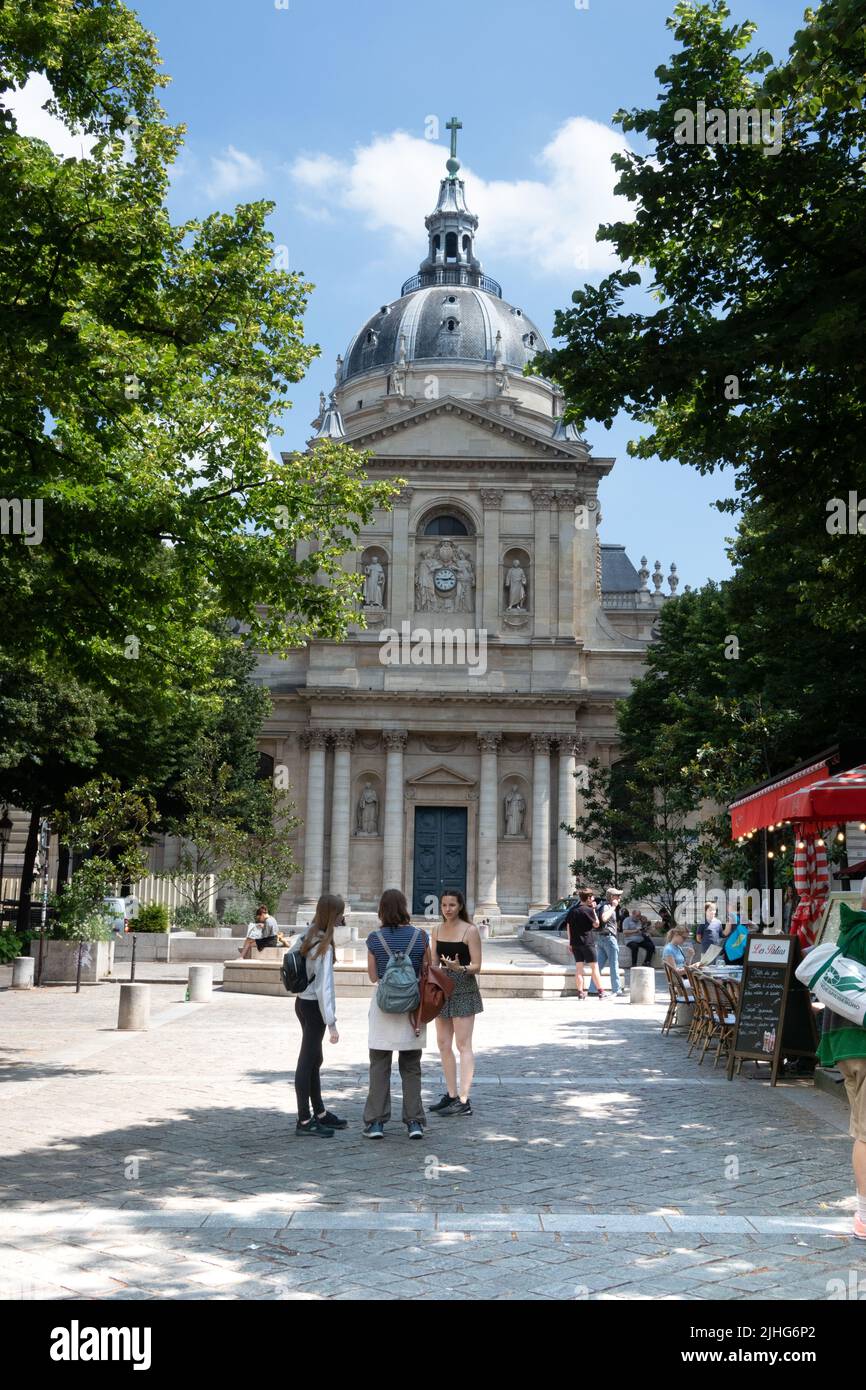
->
[246,915,278,940]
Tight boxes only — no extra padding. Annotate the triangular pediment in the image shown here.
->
[407,763,476,788]
[344,396,589,463]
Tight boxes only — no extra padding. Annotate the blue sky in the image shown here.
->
[132,0,807,589]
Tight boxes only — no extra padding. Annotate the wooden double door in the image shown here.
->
[411,806,467,915]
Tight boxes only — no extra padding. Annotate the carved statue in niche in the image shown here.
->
[453,548,475,613]
[504,784,526,837]
[355,782,379,835]
[505,558,529,611]
[363,556,386,608]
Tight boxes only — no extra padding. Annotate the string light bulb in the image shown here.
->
[767,851,774,859]
[798,841,806,849]
[837,831,846,842]
[780,844,787,852]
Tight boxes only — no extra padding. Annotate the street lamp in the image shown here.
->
[0,808,12,923]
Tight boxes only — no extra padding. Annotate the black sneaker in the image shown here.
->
[296,1117,334,1138]
[316,1110,348,1130]
[407,1122,424,1139]
[455,1099,472,1116]
[430,1093,459,1113]
[363,1121,385,1139]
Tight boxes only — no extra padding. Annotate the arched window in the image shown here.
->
[423,514,469,537]
[462,234,471,255]
[432,234,441,258]
[445,231,458,262]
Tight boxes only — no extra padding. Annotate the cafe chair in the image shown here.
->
[684,965,712,1056]
[700,976,738,1069]
[661,960,694,1035]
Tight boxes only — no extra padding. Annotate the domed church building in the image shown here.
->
[257,128,673,927]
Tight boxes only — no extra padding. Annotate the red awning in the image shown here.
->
[729,758,830,840]
[775,764,866,830]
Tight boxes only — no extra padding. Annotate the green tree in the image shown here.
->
[0,0,398,690]
[563,759,637,894]
[537,0,866,632]
[227,785,300,915]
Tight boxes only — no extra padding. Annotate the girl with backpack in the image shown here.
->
[429,889,483,1117]
[292,893,344,1138]
[363,888,430,1140]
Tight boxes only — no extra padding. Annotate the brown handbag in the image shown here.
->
[410,954,456,1035]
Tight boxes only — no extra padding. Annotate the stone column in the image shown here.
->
[476,733,501,915]
[301,730,328,906]
[529,734,552,913]
[531,489,555,638]
[382,730,408,891]
[480,489,503,633]
[556,491,577,639]
[557,735,583,900]
[392,487,413,619]
[329,730,354,901]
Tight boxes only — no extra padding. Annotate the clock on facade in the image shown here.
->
[433,567,457,594]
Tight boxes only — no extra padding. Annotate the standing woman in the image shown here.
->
[430,890,483,1117]
[565,890,604,1000]
[293,893,344,1138]
[364,889,430,1140]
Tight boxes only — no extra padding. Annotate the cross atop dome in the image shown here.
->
[446,115,462,178]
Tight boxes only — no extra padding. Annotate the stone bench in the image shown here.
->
[520,930,665,972]
[220,956,649,1001]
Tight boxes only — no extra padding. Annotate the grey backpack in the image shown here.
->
[375,928,422,1013]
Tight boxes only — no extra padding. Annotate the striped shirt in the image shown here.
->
[367,925,428,981]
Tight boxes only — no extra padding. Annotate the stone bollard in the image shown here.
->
[629,966,656,1005]
[118,982,150,1030]
[675,1001,694,1029]
[188,964,212,1003]
[12,956,35,989]
[349,925,359,942]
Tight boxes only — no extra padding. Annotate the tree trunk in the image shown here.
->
[16,808,41,934]
[56,843,71,894]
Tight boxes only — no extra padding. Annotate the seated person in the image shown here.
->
[662,926,694,974]
[239,905,280,958]
[622,906,655,966]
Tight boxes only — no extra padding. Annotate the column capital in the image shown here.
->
[480,488,503,508]
[302,729,328,750]
[557,733,586,758]
[383,728,408,751]
[530,487,555,508]
[555,490,579,510]
[329,729,356,750]
[477,732,502,753]
[394,485,414,503]
[531,733,553,754]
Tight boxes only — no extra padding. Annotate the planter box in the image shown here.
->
[29,938,115,984]
[113,932,170,963]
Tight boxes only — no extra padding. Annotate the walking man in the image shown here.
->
[592,888,623,997]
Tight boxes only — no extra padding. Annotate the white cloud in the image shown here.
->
[206,145,267,201]
[5,72,96,159]
[289,118,633,275]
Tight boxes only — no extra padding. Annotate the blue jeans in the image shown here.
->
[591,934,621,994]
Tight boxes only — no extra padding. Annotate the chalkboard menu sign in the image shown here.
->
[727,935,818,1085]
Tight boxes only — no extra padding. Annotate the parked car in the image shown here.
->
[524,896,578,931]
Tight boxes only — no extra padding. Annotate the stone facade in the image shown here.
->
[255,156,666,924]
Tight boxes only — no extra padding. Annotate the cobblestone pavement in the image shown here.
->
[1,947,864,1301]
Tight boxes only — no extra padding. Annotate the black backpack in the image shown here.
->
[280,945,309,994]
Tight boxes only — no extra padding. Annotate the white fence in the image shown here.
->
[113,875,217,916]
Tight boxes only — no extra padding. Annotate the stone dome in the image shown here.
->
[340,286,549,386]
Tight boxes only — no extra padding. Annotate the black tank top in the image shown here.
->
[436,926,470,965]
